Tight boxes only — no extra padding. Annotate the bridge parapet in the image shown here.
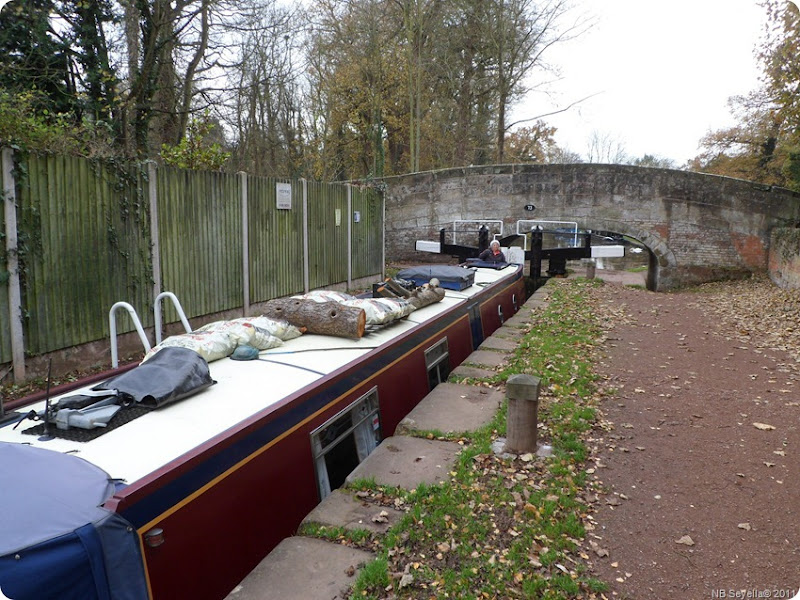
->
[383,164,800,291]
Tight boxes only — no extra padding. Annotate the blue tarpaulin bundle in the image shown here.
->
[396,265,477,290]
[0,443,148,600]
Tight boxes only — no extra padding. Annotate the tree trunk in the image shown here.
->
[261,299,366,340]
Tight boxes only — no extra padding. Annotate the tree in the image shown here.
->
[692,1,800,188]
[160,115,230,170]
[585,130,627,164]
[0,0,75,117]
[55,0,119,124]
[225,1,305,177]
[503,122,557,163]
[631,154,677,169]
[305,0,407,179]
[487,0,585,164]
[394,0,441,172]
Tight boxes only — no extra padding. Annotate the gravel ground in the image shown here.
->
[584,273,799,599]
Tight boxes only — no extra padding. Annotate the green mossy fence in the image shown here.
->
[0,149,384,379]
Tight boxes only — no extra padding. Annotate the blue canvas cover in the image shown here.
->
[0,443,148,600]
[396,265,477,290]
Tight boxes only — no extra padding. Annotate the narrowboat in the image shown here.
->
[0,261,525,600]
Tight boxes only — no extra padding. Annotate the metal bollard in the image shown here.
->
[505,374,540,454]
[586,258,596,280]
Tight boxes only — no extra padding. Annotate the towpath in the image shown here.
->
[585,274,800,599]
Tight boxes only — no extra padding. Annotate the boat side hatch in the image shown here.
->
[425,337,450,390]
[311,387,381,500]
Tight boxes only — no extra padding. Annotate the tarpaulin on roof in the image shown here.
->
[94,345,215,408]
[0,443,147,600]
[397,265,477,290]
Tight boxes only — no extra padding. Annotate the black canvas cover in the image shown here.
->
[94,347,215,408]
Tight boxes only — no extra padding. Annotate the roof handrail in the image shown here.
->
[154,292,192,345]
[109,302,152,368]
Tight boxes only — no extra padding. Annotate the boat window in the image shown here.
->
[310,387,381,500]
[425,337,450,390]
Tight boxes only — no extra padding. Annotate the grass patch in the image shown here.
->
[342,279,609,599]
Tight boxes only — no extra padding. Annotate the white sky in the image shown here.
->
[512,0,772,165]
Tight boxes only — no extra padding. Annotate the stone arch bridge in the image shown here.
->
[382,164,800,291]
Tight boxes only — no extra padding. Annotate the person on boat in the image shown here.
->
[479,240,506,263]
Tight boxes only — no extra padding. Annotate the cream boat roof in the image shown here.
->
[0,266,519,484]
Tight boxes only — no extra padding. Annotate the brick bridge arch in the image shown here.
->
[382,164,800,291]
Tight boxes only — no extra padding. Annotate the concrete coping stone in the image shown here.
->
[478,337,518,352]
[464,349,508,368]
[450,365,496,380]
[501,314,531,328]
[225,537,373,600]
[492,326,526,340]
[396,382,503,435]
[345,436,462,490]
[302,489,405,535]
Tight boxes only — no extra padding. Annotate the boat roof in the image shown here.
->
[0,265,519,486]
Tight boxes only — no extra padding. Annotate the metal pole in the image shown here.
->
[2,147,25,382]
[240,172,250,316]
[530,226,543,291]
[505,374,540,454]
[586,259,596,280]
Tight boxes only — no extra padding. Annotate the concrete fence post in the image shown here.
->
[346,183,352,291]
[2,147,25,383]
[301,178,309,294]
[239,171,250,316]
[505,374,540,454]
[147,161,161,303]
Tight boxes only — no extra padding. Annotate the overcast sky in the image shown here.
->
[512,0,775,165]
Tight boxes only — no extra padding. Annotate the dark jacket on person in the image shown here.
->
[478,248,506,263]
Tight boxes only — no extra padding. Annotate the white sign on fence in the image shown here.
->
[276,182,292,210]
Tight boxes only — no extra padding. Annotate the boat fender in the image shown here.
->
[231,344,260,361]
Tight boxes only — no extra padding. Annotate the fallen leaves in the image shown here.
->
[675,535,695,546]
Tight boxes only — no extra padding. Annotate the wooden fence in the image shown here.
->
[0,149,384,381]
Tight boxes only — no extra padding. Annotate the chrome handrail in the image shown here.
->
[153,292,192,345]
[109,302,152,368]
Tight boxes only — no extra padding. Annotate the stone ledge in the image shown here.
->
[225,537,373,600]
[302,489,405,534]
[464,349,507,368]
[478,337,518,351]
[450,365,496,380]
[396,382,503,435]
[345,436,461,490]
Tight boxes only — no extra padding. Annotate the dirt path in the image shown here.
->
[584,276,800,600]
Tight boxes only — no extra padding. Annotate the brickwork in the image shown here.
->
[383,164,800,290]
[769,227,800,290]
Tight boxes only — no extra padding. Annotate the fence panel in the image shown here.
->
[307,181,348,290]
[247,176,305,303]
[1,149,385,370]
[350,186,383,280]
[156,167,242,321]
[18,154,152,354]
